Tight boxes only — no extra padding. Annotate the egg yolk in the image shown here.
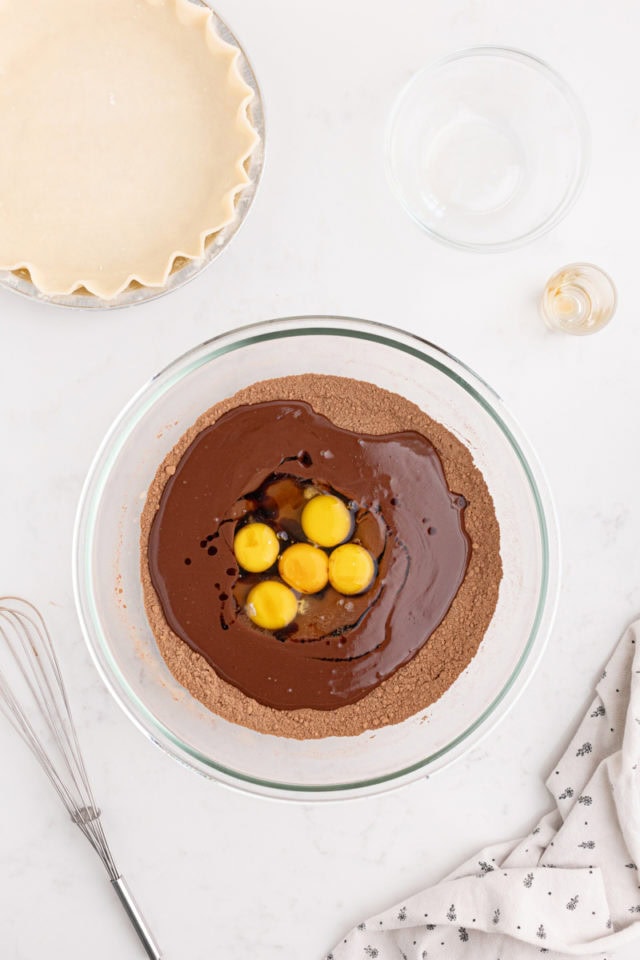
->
[245,580,298,630]
[328,543,376,595]
[301,494,353,548]
[278,543,329,594]
[233,522,279,573]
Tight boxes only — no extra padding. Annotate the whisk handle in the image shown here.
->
[111,875,162,960]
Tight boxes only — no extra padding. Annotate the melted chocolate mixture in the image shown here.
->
[148,401,470,710]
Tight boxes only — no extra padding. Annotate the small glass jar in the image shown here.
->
[540,263,617,335]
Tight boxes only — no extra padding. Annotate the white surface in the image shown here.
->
[0,1,638,957]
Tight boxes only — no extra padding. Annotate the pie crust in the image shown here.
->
[0,0,258,299]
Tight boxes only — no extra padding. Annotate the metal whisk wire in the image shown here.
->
[0,597,161,959]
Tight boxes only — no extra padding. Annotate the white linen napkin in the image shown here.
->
[327,621,640,960]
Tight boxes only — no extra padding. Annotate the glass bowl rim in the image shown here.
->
[73,315,560,800]
[0,0,266,311]
[384,44,590,253]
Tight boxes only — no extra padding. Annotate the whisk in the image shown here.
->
[0,597,162,959]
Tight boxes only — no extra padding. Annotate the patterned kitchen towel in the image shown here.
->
[327,620,640,960]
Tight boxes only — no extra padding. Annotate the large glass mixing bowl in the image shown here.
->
[73,317,559,800]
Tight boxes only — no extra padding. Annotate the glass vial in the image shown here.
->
[540,263,617,335]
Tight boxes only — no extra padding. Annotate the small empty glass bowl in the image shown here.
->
[385,47,589,251]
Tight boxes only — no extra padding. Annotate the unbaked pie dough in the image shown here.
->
[0,0,258,299]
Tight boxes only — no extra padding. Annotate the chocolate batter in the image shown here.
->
[140,375,502,739]
[148,401,470,710]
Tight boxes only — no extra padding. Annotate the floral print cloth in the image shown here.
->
[328,621,640,959]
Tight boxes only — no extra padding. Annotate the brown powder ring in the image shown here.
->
[140,374,502,739]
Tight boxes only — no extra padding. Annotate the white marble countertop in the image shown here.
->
[1,1,639,957]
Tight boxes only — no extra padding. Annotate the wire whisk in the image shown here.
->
[0,597,162,959]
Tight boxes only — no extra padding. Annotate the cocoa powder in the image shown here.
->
[140,374,502,739]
